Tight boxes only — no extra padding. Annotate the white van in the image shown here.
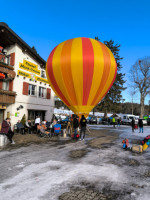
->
[120,114,138,125]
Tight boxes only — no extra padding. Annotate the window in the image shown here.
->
[5,55,10,65]
[129,117,133,120]
[41,70,46,78]
[3,80,9,91]
[123,116,126,119]
[28,84,37,96]
[39,87,46,98]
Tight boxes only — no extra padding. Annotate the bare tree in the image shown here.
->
[130,57,150,117]
[129,86,136,115]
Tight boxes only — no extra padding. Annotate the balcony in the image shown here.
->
[0,53,12,67]
[0,90,16,104]
[0,53,16,78]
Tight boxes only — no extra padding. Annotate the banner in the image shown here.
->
[18,70,48,84]
[35,76,49,84]
[18,60,49,83]
[23,60,38,70]
[0,104,6,109]
[19,63,40,75]
[17,70,31,78]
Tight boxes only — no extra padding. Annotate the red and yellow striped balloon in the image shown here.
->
[46,37,117,116]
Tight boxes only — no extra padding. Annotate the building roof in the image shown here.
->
[0,22,46,68]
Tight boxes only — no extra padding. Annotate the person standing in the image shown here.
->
[131,118,135,132]
[35,116,40,133]
[112,117,116,128]
[66,120,72,136]
[108,118,110,126]
[117,118,121,128]
[25,119,32,134]
[138,119,143,133]
[17,120,25,134]
[80,115,87,141]
[73,116,79,138]
[1,118,15,144]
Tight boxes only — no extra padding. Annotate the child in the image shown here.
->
[122,138,129,149]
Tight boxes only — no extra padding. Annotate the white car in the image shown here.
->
[141,118,147,125]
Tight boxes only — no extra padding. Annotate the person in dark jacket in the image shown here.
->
[80,115,87,141]
[108,118,110,126]
[138,119,143,133]
[17,120,25,134]
[73,116,79,138]
[117,118,121,128]
[131,118,135,132]
[1,118,14,144]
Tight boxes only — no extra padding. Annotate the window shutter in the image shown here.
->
[23,82,29,95]
[10,53,15,66]
[9,80,13,91]
[0,81,3,89]
[0,54,3,61]
[46,88,51,99]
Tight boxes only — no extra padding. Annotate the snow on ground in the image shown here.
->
[89,124,150,138]
[0,160,126,200]
[0,126,150,200]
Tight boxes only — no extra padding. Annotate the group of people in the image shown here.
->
[0,114,88,145]
[0,117,44,144]
[16,117,51,135]
[16,119,32,134]
[131,118,144,133]
[73,115,87,140]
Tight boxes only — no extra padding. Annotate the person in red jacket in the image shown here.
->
[1,118,15,144]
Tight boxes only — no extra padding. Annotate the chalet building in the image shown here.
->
[0,22,54,126]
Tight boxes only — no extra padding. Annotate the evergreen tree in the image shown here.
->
[21,114,26,125]
[32,46,38,53]
[94,37,126,115]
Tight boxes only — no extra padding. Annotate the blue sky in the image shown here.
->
[1,0,150,104]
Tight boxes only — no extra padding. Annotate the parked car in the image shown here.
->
[140,118,147,125]
[102,117,109,125]
[147,118,150,126]
[89,117,98,124]
[55,115,66,123]
[98,117,103,124]
[87,116,92,124]
[120,114,138,125]
[61,116,71,124]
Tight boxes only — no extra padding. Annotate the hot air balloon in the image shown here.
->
[46,37,117,117]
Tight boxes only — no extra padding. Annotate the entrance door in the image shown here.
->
[28,110,45,121]
[35,111,45,121]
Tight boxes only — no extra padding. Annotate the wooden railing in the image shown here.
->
[0,90,16,104]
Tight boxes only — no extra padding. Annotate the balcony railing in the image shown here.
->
[0,53,10,66]
[0,53,15,78]
[0,89,16,104]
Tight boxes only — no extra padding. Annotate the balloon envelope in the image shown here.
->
[46,37,117,116]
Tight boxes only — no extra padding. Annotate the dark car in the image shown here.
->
[102,118,108,125]
[87,116,92,124]
[89,117,98,124]
[147,118,150,126]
